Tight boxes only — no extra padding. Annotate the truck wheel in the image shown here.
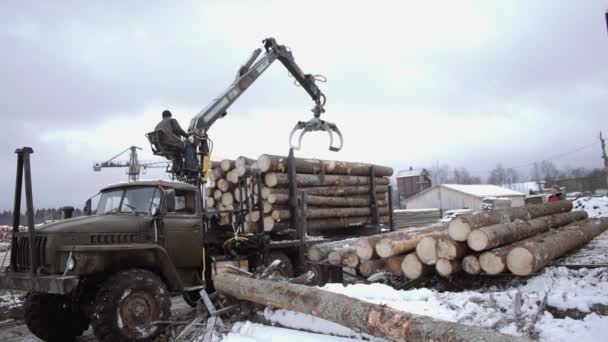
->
[24,292,89,342]
[268,251,294,278]
[92,269,171,342]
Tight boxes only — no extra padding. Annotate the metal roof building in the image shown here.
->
[404,184,525,211]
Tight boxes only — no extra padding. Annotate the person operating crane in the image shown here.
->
[154,110,197,172]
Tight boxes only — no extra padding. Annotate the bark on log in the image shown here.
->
[355,224,446,260]
[267,193,387,207]
[415,233,449,265]
[506,218,608,276]
[360,259,385,277]
[375,229,446,259]
[479,248,510,275]
[467,211,588,252]
[448,200,573,241]
[436,259,461,277]
[214,273,528,342]
[265,185,390,197]
[265,215,390,233]
[271,206,389,221]
[307,238,359,262]
[462,255,481,275]
[327,246,356,265]
[257,154,394,177]
[220,159,235,172]
[436,237,470,260]
[401,253,432,280]
[385,255,406,274]
[265,173,390,188]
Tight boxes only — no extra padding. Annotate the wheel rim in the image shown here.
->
[118,291,160,339]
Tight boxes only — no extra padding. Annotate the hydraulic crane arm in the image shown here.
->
[188,37,342,152]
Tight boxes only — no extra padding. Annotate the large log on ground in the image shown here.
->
[265,215,390,233]
[415,233,449,265]
[307,238,359,262]
[265,173,390,188]
[385,255,406,274]
[214,273,527,342]
[462,255,481,275]
[272,206,389,221]
[359,259,385,277]
[356,224,447,261]
[467,211,588,252]
[257,154,394,177]
[375,229,446,258]
[436,258,461,277]
[401,253,433,280]
[436,237,470,260]
[507,218,608,276]
[448,200,573,241]
[479,247,511,275]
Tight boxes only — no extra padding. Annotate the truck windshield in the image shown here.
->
[97,187,160,215]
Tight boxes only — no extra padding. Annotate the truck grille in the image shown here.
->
[13,235,47,272]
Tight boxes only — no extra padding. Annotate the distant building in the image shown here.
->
[396,168,432,207]
[404,184,525,211]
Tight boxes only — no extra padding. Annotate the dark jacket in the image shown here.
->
[155,118,187,151]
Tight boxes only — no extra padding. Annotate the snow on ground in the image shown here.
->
[220,266,608,341]
[573,196,608,218]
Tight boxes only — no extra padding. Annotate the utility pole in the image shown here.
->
[601,131,608,186]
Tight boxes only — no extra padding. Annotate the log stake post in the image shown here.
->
[256,172,265,234]
[288,149,299,234]
[388,184,395,231]
[14,147,38,275]
[297,192,308,265]
[11,148,25,272]
[369,166,380,231]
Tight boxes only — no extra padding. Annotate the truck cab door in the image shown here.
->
[161,189,203,269]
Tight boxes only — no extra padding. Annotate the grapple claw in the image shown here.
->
[288,117,343,152]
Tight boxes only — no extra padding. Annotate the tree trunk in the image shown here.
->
[467,211,588,252]
[220,159,235,172]
[267,193,387,207]
[307,238,360,262]
[479,248,510,275]
[359,259,385,277]
[257,154,394,177]
[436,259,461,277]
[448,200,573,241]
[214,273,528,342]
[271,206,389,221]
[265,173,390,188]
[385,255,406,274]
[462,255,481,275]
[355,224,447,261]
[416,233,449,265]
[506,218,608,276]
[375,229,446,258]
[401,253,432,280]
[436,237,470,260]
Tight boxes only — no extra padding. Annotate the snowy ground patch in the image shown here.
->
[573,196,608,218]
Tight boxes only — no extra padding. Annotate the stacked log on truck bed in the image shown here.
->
[393,208,441,228]
[205,154,393,234]
[307,200,608,280]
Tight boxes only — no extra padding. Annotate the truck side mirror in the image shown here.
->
[151,206,161,217]
[84,199,92,216]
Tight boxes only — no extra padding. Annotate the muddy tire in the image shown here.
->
[268,251,294,278]
[92,269,171,342]
[24,292,89,342]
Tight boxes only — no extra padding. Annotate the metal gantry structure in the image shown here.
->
[93,146,169,181]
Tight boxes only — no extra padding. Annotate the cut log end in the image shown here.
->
[416,236,439,265]
[327,251,342,265]
[257,155,272,173]
[344,254,360,268]
[467,230,490,252]
[462,255,481,275]
[506,247,535,276]
[448,217,471,242]
[375,239,392,258]
[479,252,507,275]
[356,240,375,261]
[436,259,460,277]
[401,253,425,280]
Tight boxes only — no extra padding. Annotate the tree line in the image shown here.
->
[0,208,84,226]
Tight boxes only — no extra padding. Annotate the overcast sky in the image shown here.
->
[2,1,608,210]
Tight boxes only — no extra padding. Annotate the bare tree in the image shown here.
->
[487,164,507,185]
[428,163,451,185]
[453,167,481,184]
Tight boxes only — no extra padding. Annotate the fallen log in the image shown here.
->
[448,200,573,241]
[375,229,446,258]
[436,258,461,277]
[436,237,470,260]
[307,238,359,262]
[401,253,433,280]
[214,272,528,342]
[265,173,390,188]
[467,211,588,252]
[479,248,510,275]
[385,255,406,274]
[257,154,394,177]
[327,246,356,266]
[506,218,608,276]
[356,224,446,261]
[415,233,449,265]
[359,259,385,277]
[462,255,481,275]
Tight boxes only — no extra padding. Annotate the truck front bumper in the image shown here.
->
[0,272,79,295]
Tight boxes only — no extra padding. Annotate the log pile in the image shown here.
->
[393,208,441,228]
[306,200,608,281]
[205,155,393,234]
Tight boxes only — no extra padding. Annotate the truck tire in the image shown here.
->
[92,269,171,342]
[24,292,89,342]
[268,251,294,278]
